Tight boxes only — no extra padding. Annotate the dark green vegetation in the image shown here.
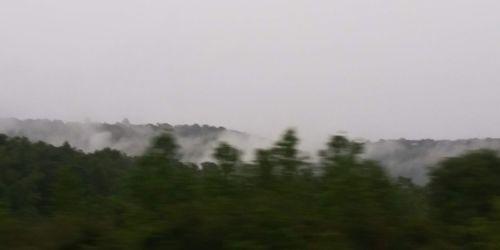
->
[1,130,500,249]
[5,118,500,185]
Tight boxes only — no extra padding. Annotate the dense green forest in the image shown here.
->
[1,130,500,249]
[4,118,500,185]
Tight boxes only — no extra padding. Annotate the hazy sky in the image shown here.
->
[1,0,499,142]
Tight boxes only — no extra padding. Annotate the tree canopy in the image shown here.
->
[0,131,499,249]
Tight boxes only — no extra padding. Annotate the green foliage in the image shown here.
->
[0,131,499,249]
[429,150,500,222]
[428,150,500,249]
[272,129,301,177]
[213,142,242,177]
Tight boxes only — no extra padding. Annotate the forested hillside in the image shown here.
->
[2,130,500,249]
[365,138,500,184]
[0,118,262,163]
[3,118,500,184]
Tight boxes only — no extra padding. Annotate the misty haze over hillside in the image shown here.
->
[2,118,500,184]
[0,118,269,163]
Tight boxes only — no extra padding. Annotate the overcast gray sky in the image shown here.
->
[1,0,499,142]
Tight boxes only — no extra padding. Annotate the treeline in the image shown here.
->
[0,118,236,158]
[1,130,500,249]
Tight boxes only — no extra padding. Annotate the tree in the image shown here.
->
[129,132,188,209]
[271,129,301,177]
[318,135,411,249]
[145,132,179,161]
[319,135,363,175]
[254,149,275,187]
[213,142,241,177]
[429,150,500,224]
[428,150,500,249]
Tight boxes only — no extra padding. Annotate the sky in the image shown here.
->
[1,0,499,143]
